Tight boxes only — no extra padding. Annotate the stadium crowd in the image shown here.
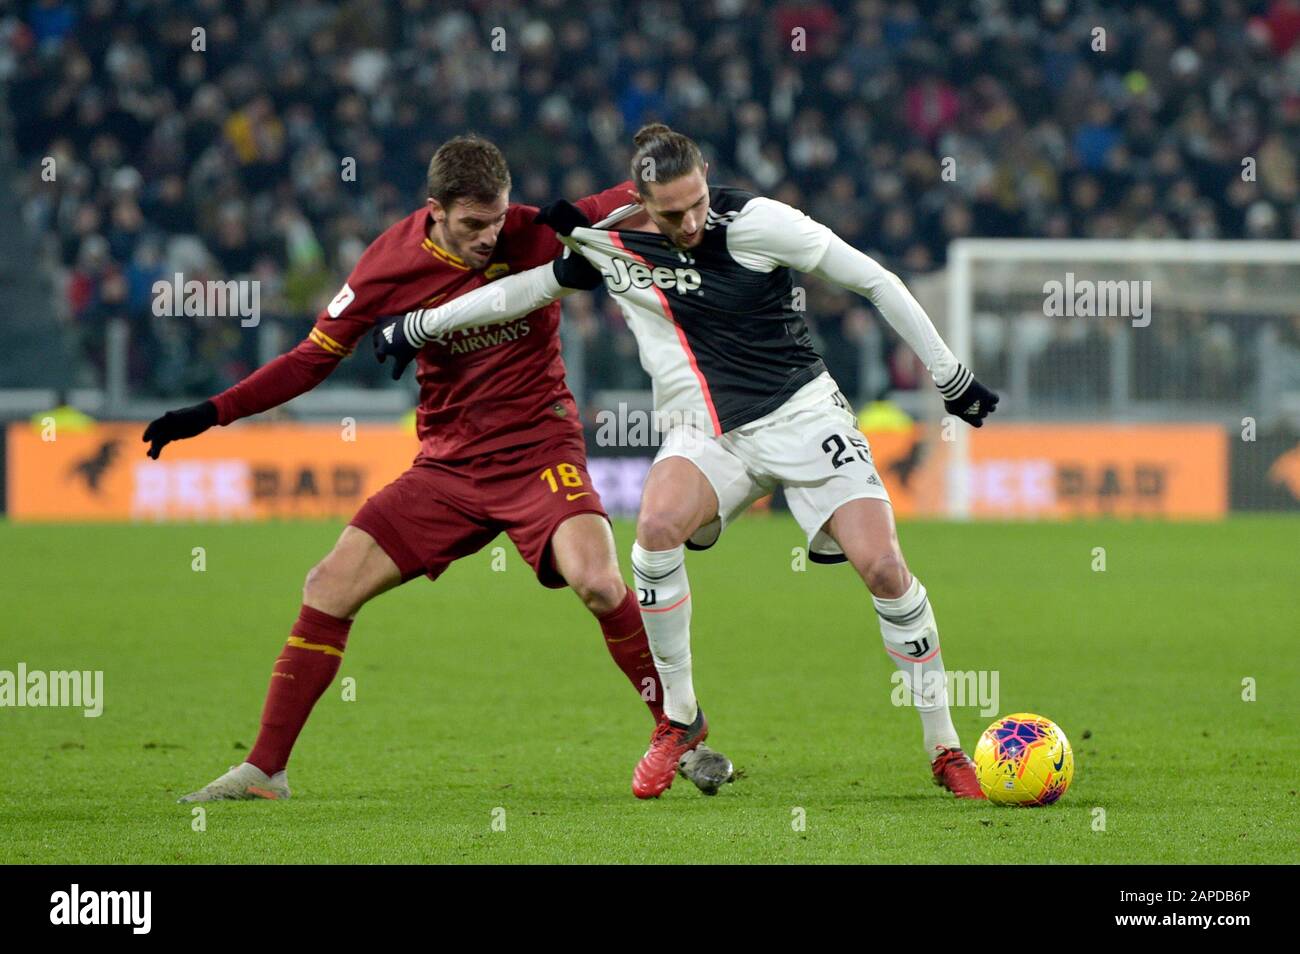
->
[4,0,1299,403]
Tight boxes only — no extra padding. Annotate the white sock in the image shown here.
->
[631,542,697,724]
[874,576,960,759]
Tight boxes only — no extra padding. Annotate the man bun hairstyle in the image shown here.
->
[427,134,511,208]
[630,123,705,196]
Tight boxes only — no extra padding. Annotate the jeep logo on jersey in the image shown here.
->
[606,257,702,296]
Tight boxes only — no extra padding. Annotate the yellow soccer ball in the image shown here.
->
[973,713,1074,806]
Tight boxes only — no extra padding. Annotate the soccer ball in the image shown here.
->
[973,713,1074,806]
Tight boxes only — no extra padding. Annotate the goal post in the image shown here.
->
[935,239,1300,519]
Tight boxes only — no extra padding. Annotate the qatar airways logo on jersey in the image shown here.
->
[605,258,702,296]
[429,318,533,355]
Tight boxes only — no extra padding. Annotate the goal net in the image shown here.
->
[919,240,1300,518]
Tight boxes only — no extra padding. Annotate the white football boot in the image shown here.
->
[177,762,290,803]
[678,743,735,796]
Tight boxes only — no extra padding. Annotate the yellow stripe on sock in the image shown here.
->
[286,635,345,658]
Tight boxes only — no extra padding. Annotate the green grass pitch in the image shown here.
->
[2,515,1296,864]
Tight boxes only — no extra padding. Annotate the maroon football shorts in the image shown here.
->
[350,433,608,589]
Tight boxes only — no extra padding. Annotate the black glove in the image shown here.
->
[534,199,590,237]
[938,365,999,428]
[551,247,603,290]
[373,313,423,381]
[142,400,218,459]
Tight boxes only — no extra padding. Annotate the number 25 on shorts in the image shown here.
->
[540,463,590,501]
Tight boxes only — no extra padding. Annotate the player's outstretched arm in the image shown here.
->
[142,400,218,459]
[142,333,348,457]
[809,234,998,426]
[371,192,640,379]
[370,250,601,380]
[729,197,997,426]
[371,200,615,379]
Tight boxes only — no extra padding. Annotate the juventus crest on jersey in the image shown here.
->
[566,186,835,435]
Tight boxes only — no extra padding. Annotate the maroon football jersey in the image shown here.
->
[210,182,637,462]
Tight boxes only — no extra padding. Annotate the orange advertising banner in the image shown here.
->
[7,423,418,522]
[863,423,1227,518]
[6,421,1227,522]
[965,424,1227,518]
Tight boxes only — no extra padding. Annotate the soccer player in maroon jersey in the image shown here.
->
[145,136,732,801]
[409,125,996,801]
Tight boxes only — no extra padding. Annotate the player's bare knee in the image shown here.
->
[860,551,909,599]
[302,561,334,608]
[571,569,626,616]
[636,509,691,551]
[302,559,326,601]
[303,557,355,617]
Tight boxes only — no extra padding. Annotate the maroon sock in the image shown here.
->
[247,605,352,775]
[599,586,665,722]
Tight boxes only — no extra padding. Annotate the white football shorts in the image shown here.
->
[653,373,891,563]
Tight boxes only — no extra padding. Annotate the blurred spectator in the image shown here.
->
[3,0,1296,401]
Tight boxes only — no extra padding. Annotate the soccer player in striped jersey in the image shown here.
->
[145,136,732,802]
[397,124,999,799]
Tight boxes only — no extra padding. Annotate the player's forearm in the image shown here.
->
[810,233,960,387]
[209,339,342,424]
[410,265,570,339]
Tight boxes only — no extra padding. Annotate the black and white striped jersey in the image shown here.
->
[412,185,963,433]
[566,186,840,435]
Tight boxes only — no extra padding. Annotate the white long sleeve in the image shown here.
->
[406,264,569,342]
[406,204,642,342]
[809,232,960,387]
